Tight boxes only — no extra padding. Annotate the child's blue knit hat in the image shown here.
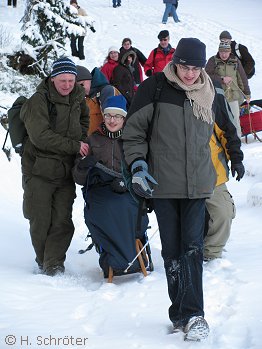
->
[103,95,127,117]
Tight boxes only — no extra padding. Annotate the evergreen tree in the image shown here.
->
[20,0,95,77]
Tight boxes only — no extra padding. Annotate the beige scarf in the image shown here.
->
[163,62,215,124]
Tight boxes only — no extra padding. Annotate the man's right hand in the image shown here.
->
[79,142,89,156]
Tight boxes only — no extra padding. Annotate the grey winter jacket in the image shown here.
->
[122,73,217,199]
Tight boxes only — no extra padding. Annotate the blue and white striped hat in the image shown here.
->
[51,57,77,77]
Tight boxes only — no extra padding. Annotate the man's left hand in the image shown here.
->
[231,162,245,181]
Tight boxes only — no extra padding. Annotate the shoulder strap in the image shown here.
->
[146,73,165,144]
[234,43,241,59]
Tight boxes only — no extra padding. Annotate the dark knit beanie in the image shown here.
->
[51,57,77,77]
[158,30,169,40]
[219,31,232,40]
[172,38,206,68]
[76,65,92,82]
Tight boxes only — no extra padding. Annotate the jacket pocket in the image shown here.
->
[32,156,66,180]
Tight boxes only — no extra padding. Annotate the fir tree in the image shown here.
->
[20,0,95,77]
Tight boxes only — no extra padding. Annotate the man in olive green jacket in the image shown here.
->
[20,57,89,276]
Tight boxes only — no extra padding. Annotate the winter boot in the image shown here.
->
[184,316,209,341]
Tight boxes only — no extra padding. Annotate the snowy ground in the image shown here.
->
[0,1,262,348]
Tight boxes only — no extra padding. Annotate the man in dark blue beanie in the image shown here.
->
[172,38,206,67]
[19,56,89,276]
[123,37,217,341]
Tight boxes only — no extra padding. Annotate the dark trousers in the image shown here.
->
[70,35,85,60]
[22,175,76,269]
[153,198,205,326]
[8,0,17,6]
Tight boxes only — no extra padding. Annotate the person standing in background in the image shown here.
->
[70,0,88,60]
[100,46,119,83]
[120,38,147,85]
[144,30,175,77]
[162,0,180,24]
[112,0,121,8]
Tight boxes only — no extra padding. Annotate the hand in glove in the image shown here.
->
[145,69,152,77]
[131,160,158,198]
[231,162,245,181]
[78,155,97,170]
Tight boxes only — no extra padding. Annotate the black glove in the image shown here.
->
[110,178,127,193]
[145,69,152,77]
[231,162,245,181]
[78,155,97,170]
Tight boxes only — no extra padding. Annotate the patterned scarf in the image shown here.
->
[101,122,123,139]
[163,62,215,124]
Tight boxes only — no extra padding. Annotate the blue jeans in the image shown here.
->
[153,198,205,326]
[162,3,179,23]
[112,0,121,5]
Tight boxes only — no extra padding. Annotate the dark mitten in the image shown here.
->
[145,69,152,77]
[231,162,245,181]
[78,155,97,170]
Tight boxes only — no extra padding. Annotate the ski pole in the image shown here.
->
[124,226,159,273]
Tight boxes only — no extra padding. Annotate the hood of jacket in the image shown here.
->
[89,67,110,97]
[118,49,137,66]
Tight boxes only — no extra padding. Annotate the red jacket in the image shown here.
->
[144,46,175,75]
[101,59,119,83]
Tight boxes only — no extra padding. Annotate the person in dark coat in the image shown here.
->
[111,49,137,106]
[70,0,88,60]
[122,38,220,341]
[120,38,147,85]
[20,57,89,276]
[72,95,148,277]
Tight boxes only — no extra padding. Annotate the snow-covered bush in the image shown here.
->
[16,0,95,77]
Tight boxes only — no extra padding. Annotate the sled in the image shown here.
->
[240,100,262,143]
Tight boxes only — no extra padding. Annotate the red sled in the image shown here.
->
[240,100,262,142]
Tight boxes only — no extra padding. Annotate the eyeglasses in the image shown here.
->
[178,64,202,73]
[104,113,124,121]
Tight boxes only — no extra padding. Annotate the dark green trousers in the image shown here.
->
[22,175,76,269]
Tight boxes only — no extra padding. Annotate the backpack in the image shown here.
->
[1,96,28,160]
[234,43,255,79]
[1,94,55,160]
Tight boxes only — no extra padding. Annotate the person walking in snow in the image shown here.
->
[219,30,255,79]
[100,46,119,83]
[144,30,175,77]
[20,57,89,276]
[122,38,218,341]
[111,49,137,106]
[112,0,121,8]
[120,38,147,85]
[205,41,251,138]
[70,0,88,60]
[204,80,245,262]
[162,0,180,24]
